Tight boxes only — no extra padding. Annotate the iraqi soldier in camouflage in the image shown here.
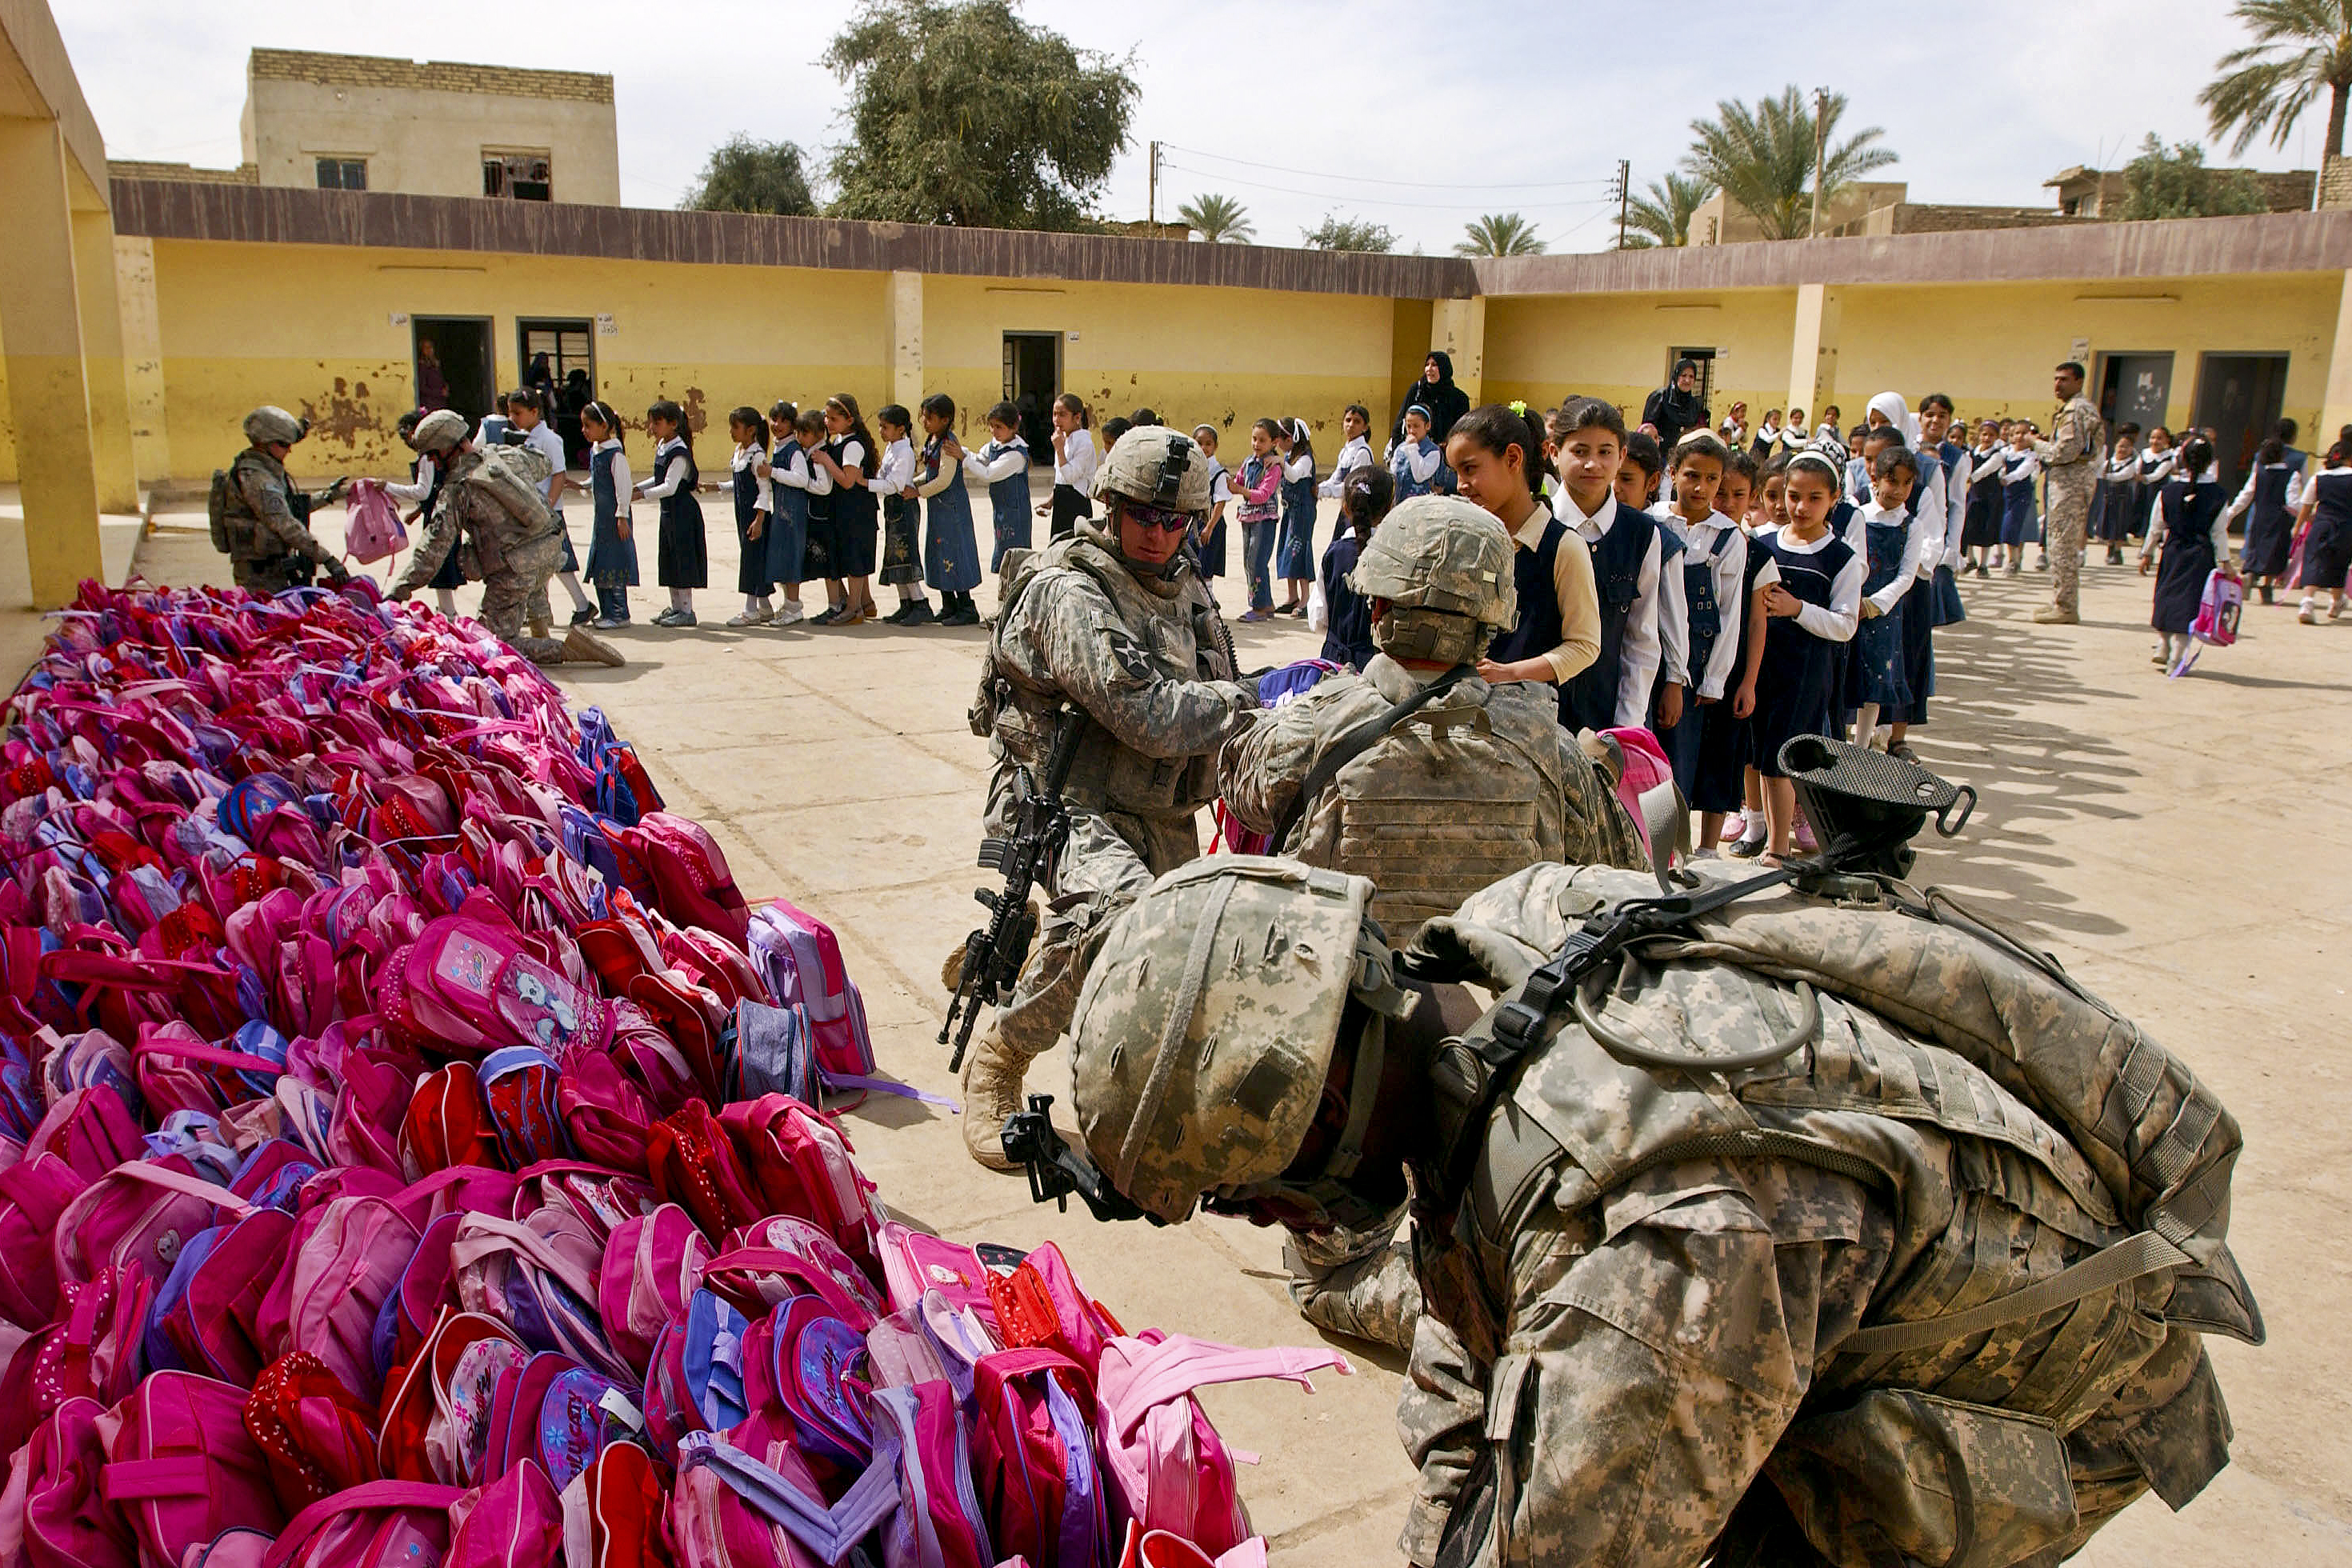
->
[1059,854,2255,1567]
[215,406,350,594]
[959,425,1257,1170]
[388,410,626,668]
[2033,360,2104,623]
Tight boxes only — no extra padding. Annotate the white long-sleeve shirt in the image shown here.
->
[1668,512,1750,699]
[871,436,916,497]
[1318,434,1373,497]
[768,443,811,494]
[1654,518,1689,690]
[1283,451,1316,485]
[384,452,438,505]
[1563,490,1662,728]
[1937,449,1970,567]
[1754,525,1864,642]
[1910,461,1948,574]
[587,439,630,516]
[2002,446,2041,487]
[634,437,689,500]
[2222,462,2305,522]
[1052,428,1097,491]
[730,442,773,514]
[971,439,1028,486]
[1390,441,1443,486]
[1854,501,1930,615]
[914,442,962,499]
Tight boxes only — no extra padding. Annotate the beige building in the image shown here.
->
[238,48,618,205]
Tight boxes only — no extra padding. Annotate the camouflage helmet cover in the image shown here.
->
[1346,494,1517,629]
[1094,426,1214,516]
[1069,856,1374,1224]
[413,409,472,457]
[242,406,307,446]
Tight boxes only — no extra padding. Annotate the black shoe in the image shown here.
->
[938,604,981,626]
[569,606,596,626]
[880,603,914,625]
[2260,584,2274,605]
[899,602,934,626]
[811,606,842,626]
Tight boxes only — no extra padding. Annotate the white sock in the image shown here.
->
[1739,814,1767,843]
[1854,702,1879,742]
[558,570,590,612]
[434,588,458,616]
[671,588,693,613]
[745,595,762,614]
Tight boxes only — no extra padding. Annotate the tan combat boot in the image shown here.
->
[563,625,627,666]
[959,1018,1029,1173]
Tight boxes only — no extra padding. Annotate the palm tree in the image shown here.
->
[1455,213,1546,257]
[2201,0,2352,158]
[1618,173,1718,249]
[1682,87,1895,241]
[1176,193,1254,243]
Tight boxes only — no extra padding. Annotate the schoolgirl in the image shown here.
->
[1465,401,1600,711]
[578,399,635,628]
[2228,424,2307,603]
[630,398,704,627]
[2141,434,2234,666]
[1389,406,1446,500]
[1318,405,1374,502]
[1750,407,1784,462]
[914,393,982,626]
[760,402,811,625]
[1656,433,1749,847]
[872,404,927,625]
[2094,435,2140,567]
[1274,418,1318,616]
[810,394,881,626]
[1233,418,1284,622]
[971,402,1033,573]
[2288,440,2352,626]
[1843,444,1924,747]
[475,392,512,453]
[722,406,774,626]
[1958,418,2006,576]
[1918,393,1970,628]
[1038,394,1096,542]
[1722,454,1786,859]
[1998,422,2042,574]
[1193,423,1231,580]
[2134,426,2178,542]
[1318,466,1391,672]
[1750,450,1863,865]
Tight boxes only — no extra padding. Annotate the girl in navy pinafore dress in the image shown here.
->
[723,406,774,626]
[1842,446,1922,743]
[1753,452,1862,864]
[916,393,982,626]
[632,398,704,627]
[760,402,813,625]
[974,401,1033,574]
[1274,418,1318,614]
[578,399,636,628]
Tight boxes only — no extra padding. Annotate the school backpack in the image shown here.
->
[98,1368,288,1566]
[868,1379,994,1568]
[342,481,409,566]
[556,1439,672,1568]
[13,1396,139,1568]
[2172,569,2245,677]
[461,445,559,533]
[746,902,875,1081]
[970,1345,1107,1568]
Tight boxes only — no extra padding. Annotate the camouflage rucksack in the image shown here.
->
[462,444,558,534]
[207,468,233,554]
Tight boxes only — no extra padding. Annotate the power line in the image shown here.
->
[1158,160,1614,213]
[1158,142,1616,193]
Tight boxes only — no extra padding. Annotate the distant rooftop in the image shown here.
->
[246,48,613,106]
[107,158,255,186]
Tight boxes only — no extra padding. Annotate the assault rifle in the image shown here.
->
[938,706,1083,1071]
[1002,1094,1151,1223]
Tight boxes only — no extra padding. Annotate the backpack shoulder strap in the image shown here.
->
[1270,665,1474,848]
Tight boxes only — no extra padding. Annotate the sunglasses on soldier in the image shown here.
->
[1119,502,1193,535]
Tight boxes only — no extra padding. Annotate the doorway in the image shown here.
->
[412,318,494,426]
[519,318,596,465]
[2095,352,2174,439]
[2190,352,2289,493]
[1003,332,1061,456]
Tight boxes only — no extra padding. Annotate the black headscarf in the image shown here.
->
[1642,358,1710,455]
[1392,351,1471,447]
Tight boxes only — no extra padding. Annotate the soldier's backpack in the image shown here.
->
[462,446,558,534]
[209,469,235,554]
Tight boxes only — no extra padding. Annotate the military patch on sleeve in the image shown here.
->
[1106,632,1155,680]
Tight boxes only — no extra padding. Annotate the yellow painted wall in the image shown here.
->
[1483,290,1802,428]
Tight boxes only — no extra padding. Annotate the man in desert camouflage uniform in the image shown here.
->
[1059,853,2256,1567]
[958,425,1256,1170]
[216,406,349,594]
[2033,360,2103,623]
[389,410,625,670]
[1217,494,1648,1346]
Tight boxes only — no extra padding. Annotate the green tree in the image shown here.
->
[1682,86,1894,241]
[1455,213,1546,256]
[1177,193,1254,242]
[680,135,818,215]
[1618,173,1718,249]
[823,0,1138,230]
[2118,134,2272,219]
[1301,214,1397,252]
[2201,0,2352,158]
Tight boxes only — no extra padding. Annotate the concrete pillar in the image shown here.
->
[2320,270,2352,442]
[1787,282,1843,427]
[1431,296,1486,408]
[887,270,923,413]
[72,210,138,514]
[0,119,105,606]
[114,236,170,484]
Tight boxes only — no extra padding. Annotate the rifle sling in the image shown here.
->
[1269,664,1474,850]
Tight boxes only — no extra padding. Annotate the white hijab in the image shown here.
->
[1866,390,1919,446]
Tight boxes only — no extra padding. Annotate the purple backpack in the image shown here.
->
[870,1381,994,1568]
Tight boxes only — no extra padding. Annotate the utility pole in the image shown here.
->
[1808,88,1829,238]
[1148,140,1160,228]
[1615,159,1630,250]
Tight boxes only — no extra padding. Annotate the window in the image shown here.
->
[483,151,553,202]
[315,158,366,190]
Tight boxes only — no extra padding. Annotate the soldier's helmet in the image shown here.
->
[1094,426,1214,518]
[1068,857,1379,1224]
[413,410,471,457]
[242,406,307,446]
[1347,495,1517,664]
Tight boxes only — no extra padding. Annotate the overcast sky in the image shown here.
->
[61,1,2295,254]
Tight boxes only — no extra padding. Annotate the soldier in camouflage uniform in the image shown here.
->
[960,426,1257,1170]
[1062,856,2256,1567]
[2033,361,2103,623]
[389,410,626,668]
[217,406,350,594]
[1217,494,1648,1346]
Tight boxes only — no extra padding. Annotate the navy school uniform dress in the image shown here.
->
[922,434,982,595]
[734,447,771,598]
[878,439,922,590]
[1276,458,1318,580]
[1843,510,1914,713]
[2297,467,2352,592]
[1486,510,1570,717]
[1890,489,1940,726]
[766,439,808,587]
[2001,455,2040,546]
[1962,456,2005,554]
[982,437,1031,572]
[2151,478,2226,634]
[582,440,638,614]
[1753,527,1858,778]
[653,440,706,591]
[1666,524,1743,813]
[1559,505,1658,734]
[1930,442,1969,627]
[827,437,878,579]
[2240,458,2302,579]
[1318,530,1374,671]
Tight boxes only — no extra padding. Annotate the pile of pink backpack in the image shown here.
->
[0,578,1345,1568]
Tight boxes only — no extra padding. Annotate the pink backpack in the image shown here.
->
[1598,725,1676,858]
[671,1427,900,1568]
[342,481,410,567]
[876,1222,997,1318]
[746,902,875,1079]
[0,1153,85,1329]
[718,1094,881,1259]
[598,1203,710,1377]
[2173,569,2246,676]
[1093,1335,1350,1556]
[266,1194,422,1402]
[704,1213,886,1334]
[378,912,616,1062]
[258,1479,462,1568]
[450,1206,630,1383]
[54,1154,245,1286]
[869,1380,993,1568]
[98,1369,287,1566]
[12,1396,140,1568]
[970,1346,1106,1568]
[629,814,750,946]
[448,1456,564,1568]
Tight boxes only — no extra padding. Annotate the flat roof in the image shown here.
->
[248,48,612,106]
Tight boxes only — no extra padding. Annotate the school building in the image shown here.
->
[8,2,2352,609]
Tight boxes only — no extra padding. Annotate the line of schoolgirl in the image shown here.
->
[1418,391,1974,867]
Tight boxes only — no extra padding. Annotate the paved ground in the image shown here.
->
[129,486,2352,1565]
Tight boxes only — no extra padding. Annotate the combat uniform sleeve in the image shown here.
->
[1019,574,1254,760]
[392,488,465,595]
[233,464,330,564]
[1216,684,1348,838]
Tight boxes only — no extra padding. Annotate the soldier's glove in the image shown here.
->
[387,583,414,603]
[324,477,351,502]
[322,558,350,586]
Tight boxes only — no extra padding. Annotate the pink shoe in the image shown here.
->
[1794,817,1819,854]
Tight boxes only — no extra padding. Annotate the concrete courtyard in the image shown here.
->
[124,482,2352,1565]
